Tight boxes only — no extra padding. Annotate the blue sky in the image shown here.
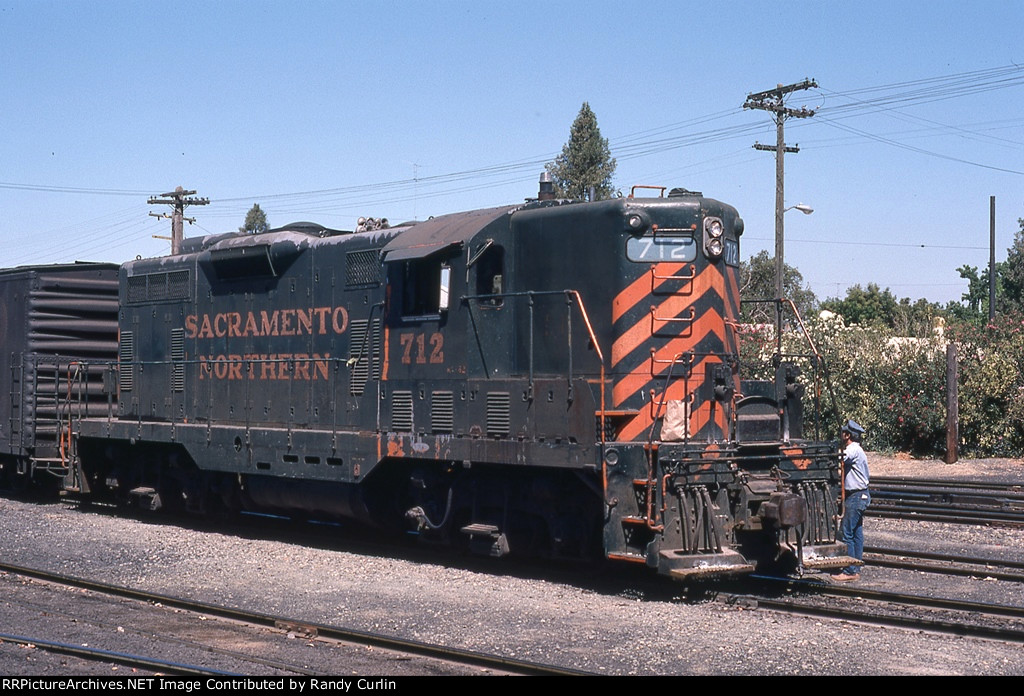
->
[2,1,1022,305]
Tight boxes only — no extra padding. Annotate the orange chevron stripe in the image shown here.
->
[611,264,724,368]
[616,372,726,442]
[689,399,726,437]
[723,265,741,357]
[611,262,685,324]
[724,266,740,321]
[611,318,725,407]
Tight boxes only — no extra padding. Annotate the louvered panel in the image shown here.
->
[391,390,414,432]
[486,392,510,437]
[170,328,185,392]
[348,318,381,396]
[431,391,454,433]
[118,331,134,391]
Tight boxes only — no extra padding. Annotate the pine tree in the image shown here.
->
[239,204,269,234]
[546,102,617,200]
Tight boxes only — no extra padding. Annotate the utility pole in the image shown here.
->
[148,186,209,255]
[990,195,996,321]
[744,79,818,340]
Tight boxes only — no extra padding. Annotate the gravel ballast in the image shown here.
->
[2,453,1022,676]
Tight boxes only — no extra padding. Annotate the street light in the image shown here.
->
[773,202,814,354]
[785,203,814,215]
[775,203,814,300]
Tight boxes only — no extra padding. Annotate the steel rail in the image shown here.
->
[862,550,1024,583]
[864,545,1024,571]
[2,592,330,676]
[872,476,1024,495]
[0,631,233,676]
[0,561,586,676]
[745,575,1024,644]
[868,504,1024,527]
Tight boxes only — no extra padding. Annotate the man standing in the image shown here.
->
[834,419,869,582]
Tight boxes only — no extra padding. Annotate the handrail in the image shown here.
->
[628,185,667,198]
[650,305,695,324]
[738,297,840,440]
[650,264,696,283]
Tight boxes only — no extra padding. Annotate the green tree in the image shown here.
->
[239,203,269,234]
[821,283,898,326]
[948,263,1003,322]
[739,250,817,324]
[822,283,944,336]
[546,102,617,200]
[1001,218,1024,312]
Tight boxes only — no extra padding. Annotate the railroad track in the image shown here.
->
[0,631,233,676]
[735,575,1024,644]
[864,545,1024,583]
[869,477,1024,527]
[0,561,584,676]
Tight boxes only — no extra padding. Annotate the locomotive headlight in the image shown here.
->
[705,217,724,238]
[703,216,725,258]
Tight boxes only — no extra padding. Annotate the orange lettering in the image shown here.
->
[198,315,214,338]
[294,353,310,380]
[313,353,329,380]
[227,354,243,380]
[243,312,258,337]
[260,354,276,380]
[277,354,292,379]
[415,334,426,364]
[332,306,348,334]
[280,310,295,336]
[430,333,444,364]
[261,311,279,336]
[185,315,198,339]
[314,307,331,334]
[214,357,229,380]
[400,333,414,365]
[296,309,312,335]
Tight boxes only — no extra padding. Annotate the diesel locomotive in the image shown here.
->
[2,179,853,579]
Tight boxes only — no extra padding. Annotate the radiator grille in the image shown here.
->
[346,249,382,287]
[126,270,191,304]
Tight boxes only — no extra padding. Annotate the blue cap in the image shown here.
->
[842,419,865,435]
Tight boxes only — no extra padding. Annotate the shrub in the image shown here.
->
[735,311,1024,457]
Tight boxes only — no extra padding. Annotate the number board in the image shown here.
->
[626,236,697,263]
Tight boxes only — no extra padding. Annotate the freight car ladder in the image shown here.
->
[8,362,26,472]
[18,358,105,486]
[27,359,71,478]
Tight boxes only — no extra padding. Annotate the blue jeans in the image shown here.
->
[840,490,870,575]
